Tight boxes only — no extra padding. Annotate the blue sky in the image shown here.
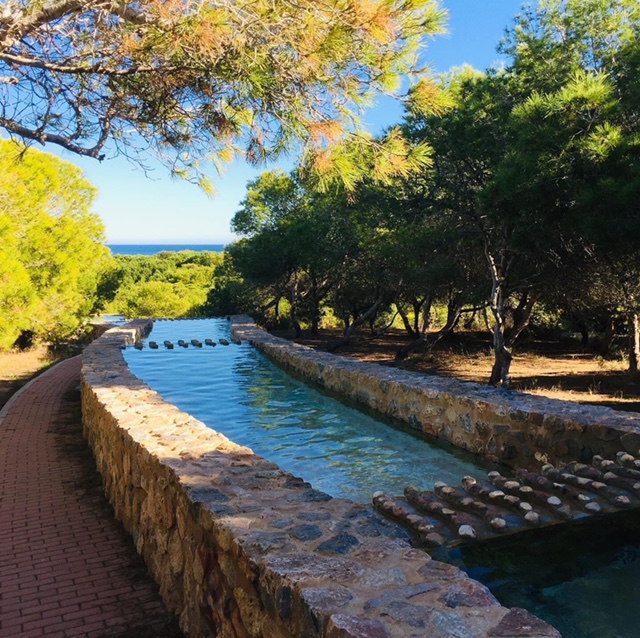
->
[53,0,525,245]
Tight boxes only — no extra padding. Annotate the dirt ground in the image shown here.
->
[3,328,640,414]
[0,346,60,410]
[275,328,640,413]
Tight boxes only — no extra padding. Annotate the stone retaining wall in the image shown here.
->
[232,316,640,469]
[81,321,559,638]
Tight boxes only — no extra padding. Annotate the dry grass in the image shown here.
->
[0,346,57,409]
[278,329,640,413]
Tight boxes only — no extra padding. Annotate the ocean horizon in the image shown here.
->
[108,243,225,256]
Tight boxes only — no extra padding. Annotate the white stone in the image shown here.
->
[524,511,540,524]
[458,525,476,539]
[490,518,506,530]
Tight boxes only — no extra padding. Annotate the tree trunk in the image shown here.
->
[310,279,320,334]
[628,312,640,373]
[487,253,514,388]
[396,295,433,361]
[328,294,385,352]
[397,297,431,339]
[505,290,539,348]
[396,295,433,360]
[489,330,512,387]
[397,303,417,338]
[289,275,302,338]
[601,314,616,356]
[576,319,589,347]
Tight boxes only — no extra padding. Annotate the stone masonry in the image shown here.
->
[81,320,561,637]
[232,316,640,470]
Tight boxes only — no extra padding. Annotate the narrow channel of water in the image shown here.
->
[123,318,495,503]
[121,318,640,638]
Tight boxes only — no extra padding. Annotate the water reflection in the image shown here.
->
[123,318,494,503]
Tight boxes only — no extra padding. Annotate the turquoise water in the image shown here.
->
[121,318,640,637]
[442,511,640,638]
[108,244,224,256]
[121,318,640,638]
[122,318,494,503]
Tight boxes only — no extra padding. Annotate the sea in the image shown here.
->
[108,244,225,256]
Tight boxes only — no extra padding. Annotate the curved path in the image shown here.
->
[0,356,183,638]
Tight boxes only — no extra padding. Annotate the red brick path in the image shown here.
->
[0,357,183,638]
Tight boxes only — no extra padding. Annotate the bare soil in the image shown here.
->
[0,346,60,410]
[4,328,640,414]
[273,328,640,413]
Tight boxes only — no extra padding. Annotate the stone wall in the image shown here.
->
[232,316,640,469]
[81,321,560,638]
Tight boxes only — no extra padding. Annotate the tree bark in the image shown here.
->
[289,274,302,338]
[309,277,320,334]
[600,314,616,356]
[628,312,640,373]
[487,253,514,388]
[396,295,433,360]
[397,303,416,338]
[505,290,539,348]
[328,294,386,352]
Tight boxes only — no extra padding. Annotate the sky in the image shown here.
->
[51,0,525,245]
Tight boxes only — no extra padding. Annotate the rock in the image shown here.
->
[316,534,359,555]
[289,524,324,541]
[439,580,500,609]
[488,608,561,637]
[458,525,476,539]
[327,615,390,638]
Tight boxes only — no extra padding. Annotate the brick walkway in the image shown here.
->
[0,357,183,638]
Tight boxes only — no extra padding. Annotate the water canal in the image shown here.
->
[122,318,640,638]
[123,318,494,503]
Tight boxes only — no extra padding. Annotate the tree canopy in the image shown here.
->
[0,0,446,187]
[99,250,223,318]
[217,0,640,386]
[0,139,110,349]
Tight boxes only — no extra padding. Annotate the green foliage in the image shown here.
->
[210,0,640,379]
[2,0,446,190]
[111,281,193,319]
[103,251,223,319]
[0,140,110,350]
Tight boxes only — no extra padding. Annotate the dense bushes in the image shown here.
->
[99,251,224,319]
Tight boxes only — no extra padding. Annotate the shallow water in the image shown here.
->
[123,318,494,503]
[122,319,640,637]
[441,510,640,638]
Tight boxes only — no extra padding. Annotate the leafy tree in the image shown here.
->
[401,69,540,386]
[397,1,640,384]
[101,250,223,318]
[111,281,193,319]
[491,0,640,370]
[229,171,347,333]
[0,139,110,349]
[0,0,445,187]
